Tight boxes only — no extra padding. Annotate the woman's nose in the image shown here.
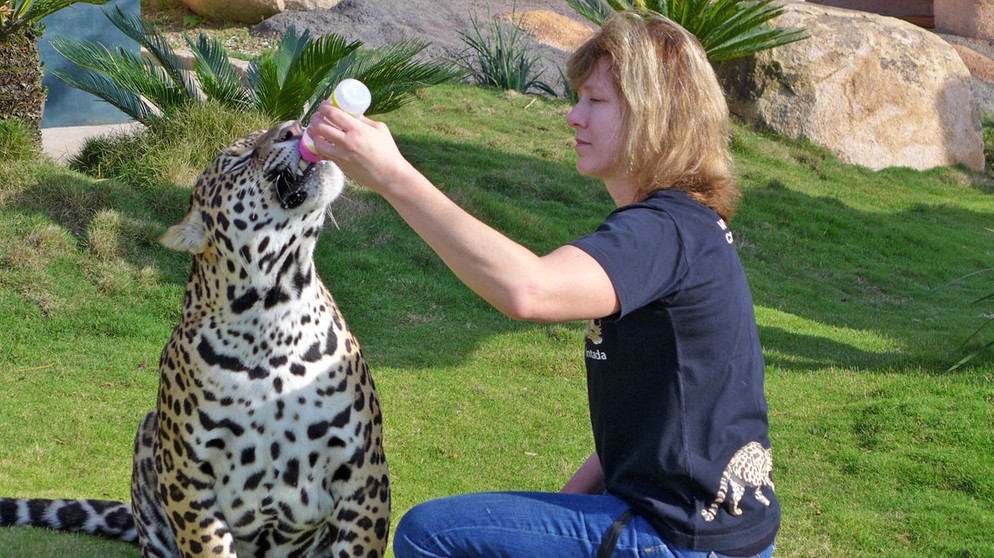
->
[566,105,582,128]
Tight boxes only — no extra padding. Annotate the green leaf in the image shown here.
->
[566,0,809,62]
[21,0,110,23]
[333,41,459,116]
[51,34,191,123]
[248,26,362,121]
[564,0,616,25]
[102,5,197,98]
[49,68,154,123]
[185,32,252,111]
[1,0,109,38]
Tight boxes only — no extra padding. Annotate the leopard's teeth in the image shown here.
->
[297,159,309,174]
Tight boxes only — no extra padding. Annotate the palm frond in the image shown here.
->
[49,63,155,123]
[247,26,361,121]
[49,12,453,126]
[695,0,807,60]
[283,31,362,119]
[325,40,458,117]
[706,25,807,61]
[566,0,809,62]
[293,30,360,82]
[51,35,190,123]
[102,4,197,98]
[185,32,252,110]
[248,26,453,121]
[20,0,109,23]
[564,0,616,25]
[678,0,733,35]
[2,0,109,37]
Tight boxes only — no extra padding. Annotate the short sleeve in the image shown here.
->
[570,203,688,318]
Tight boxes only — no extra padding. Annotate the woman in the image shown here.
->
[307,11,779,558]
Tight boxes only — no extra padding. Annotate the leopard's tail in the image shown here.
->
[700,474,729,522]
[0,498,137,543]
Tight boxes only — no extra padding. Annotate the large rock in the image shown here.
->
[716,2,984,171]
[180,0,283,24]
[178,0,341,24]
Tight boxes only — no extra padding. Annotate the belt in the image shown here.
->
[597,508,635,558]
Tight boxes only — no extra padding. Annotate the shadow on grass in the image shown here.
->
[8,165,193,286]
[738,173,993,374]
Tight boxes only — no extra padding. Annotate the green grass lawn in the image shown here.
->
[1,83,992,556]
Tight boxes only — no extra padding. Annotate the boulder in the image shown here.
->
[179,0,284,24]
[951,43,994,82]
[716,2,984,171]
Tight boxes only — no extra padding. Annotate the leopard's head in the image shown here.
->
[159,120,344,269]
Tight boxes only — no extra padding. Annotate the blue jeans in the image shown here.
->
[393,491,775,558]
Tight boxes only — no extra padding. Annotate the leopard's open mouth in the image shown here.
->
[266,121,316,210]
[271,158,314,210]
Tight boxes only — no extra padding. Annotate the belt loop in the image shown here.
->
[597,508,635,558]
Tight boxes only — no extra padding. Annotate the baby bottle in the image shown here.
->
[299,78,372,163]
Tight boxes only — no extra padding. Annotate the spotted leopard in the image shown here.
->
[701,441,774,522]
[0,120,390,557]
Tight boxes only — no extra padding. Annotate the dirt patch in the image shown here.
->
[510,9,595,52]
[249,0,588,55]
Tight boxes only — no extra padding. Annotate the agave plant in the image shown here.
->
[454,4,556,96]
[566,0,807,62]
[50,6,457,126]
[0,0,110,135]
[947,258,994,372]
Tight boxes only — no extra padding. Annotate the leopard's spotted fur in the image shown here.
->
[701,441,774,522]
[1,121,390,557]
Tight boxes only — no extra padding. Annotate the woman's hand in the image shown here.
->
[306,101,415,196]
[306,101,620,324]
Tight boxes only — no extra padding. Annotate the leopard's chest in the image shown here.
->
[156,290,370,528]
[192,376,360,531]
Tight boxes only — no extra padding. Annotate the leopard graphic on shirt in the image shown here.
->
[586,320,604,345]
[585,320,608,361]
[701,441,775,522]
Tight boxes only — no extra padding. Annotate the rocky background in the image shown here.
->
[167,0,994,171]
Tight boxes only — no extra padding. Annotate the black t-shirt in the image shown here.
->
[570,190,780,554]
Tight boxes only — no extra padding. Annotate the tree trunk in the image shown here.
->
[0,27,45,141]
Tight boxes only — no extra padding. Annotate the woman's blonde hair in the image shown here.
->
[566,11,740,221]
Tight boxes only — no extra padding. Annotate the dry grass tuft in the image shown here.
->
[506,9,594,52]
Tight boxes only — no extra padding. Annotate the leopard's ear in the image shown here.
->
[160,209,208,254]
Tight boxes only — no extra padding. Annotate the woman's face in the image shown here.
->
[566,57,632,203]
